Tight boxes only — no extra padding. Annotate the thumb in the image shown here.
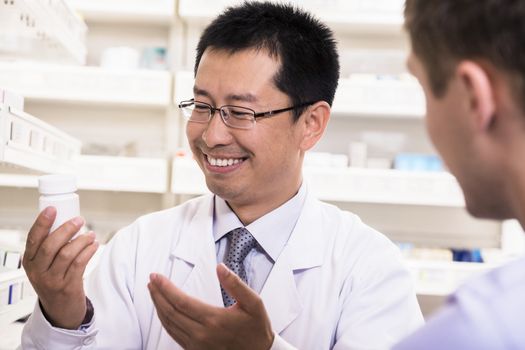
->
[217,263,261,312]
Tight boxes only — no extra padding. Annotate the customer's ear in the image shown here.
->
[456,61,496,132]
[300,101,331,151]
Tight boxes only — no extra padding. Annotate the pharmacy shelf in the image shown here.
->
[304,167,464,207]
[319,12,403,36]
[171,156,208,196]
[178,0,404,36]
[174,71,194,106]
[0,295,35,328]
[170,156,465,207]
[0,156,168,193]
[406,259,496,297]
[177,0,237,25]
[70,0,174,25]
[332,76,425,119]
[76,155,169,193]
[0,173,38,188]
[0,104,81,174]
[0,63,172,109]
[174,71,424,119]
[0,0,87,64]
[0,269,35,328]
[0,270,25,288]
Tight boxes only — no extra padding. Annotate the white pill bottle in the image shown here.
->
[38,174,80,234]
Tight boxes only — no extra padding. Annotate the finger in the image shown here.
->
[64,239,99,282]
[217,263,261,313]
[24,207,57,263]
[48,231,96,279]
[31,217,85,272]
[149,273,219,322]
[149,281,192,346]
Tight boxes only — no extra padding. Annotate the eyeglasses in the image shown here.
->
[178,99,314,130]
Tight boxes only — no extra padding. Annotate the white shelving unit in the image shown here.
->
[318,12,403,36]
[174,70,194,105]
[70,0,175,25]
[305,167,463,206]
[406,259,496,297]
[76,155,168,193]
[0,103,81,174]
[0,269,36,328]
[0,1,88,333]
[178,0,404,35]
[332,76,425,119]
[171,156,208,196]
[0,0,87,64]
[170,156,464,207]
[0,173,37,188]
[0,62,172,109]
[0,156,168,194]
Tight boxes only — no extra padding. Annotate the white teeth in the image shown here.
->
[207,155,243,167]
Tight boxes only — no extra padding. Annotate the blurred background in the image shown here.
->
[1,1,524,348]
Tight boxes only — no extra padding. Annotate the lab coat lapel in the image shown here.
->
[156,195,224,349]
[260,192,325,335]
[169,194,223,305]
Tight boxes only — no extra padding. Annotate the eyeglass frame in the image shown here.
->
[178,98,315,129]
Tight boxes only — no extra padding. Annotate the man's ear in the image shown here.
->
[300,101,331,151]
[456,61,496,131]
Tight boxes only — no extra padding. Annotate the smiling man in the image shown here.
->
[21,2,422,349]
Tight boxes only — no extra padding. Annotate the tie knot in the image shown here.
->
[227,227,257,262]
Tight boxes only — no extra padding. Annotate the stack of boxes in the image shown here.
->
[0,230,35,318]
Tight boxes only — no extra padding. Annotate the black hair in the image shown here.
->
[195,1,340,120]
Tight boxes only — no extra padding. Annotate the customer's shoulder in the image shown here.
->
[458,256,525,301]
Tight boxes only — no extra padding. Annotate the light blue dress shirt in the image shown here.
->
[213,182,307,293]
[393,255,525,350]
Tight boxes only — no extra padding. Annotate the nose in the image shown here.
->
[202,109,233,147]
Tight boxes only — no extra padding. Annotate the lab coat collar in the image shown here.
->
[258,189,325,333]
[168,188,326,336]
[213,181,308,262]
[168,195,224,307]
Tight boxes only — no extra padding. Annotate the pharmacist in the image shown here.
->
[21,2,423,349]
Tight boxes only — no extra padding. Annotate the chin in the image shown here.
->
[205,180,238,201]
[465,196,512,221]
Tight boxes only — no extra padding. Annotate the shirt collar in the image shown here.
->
[213,182,307,261]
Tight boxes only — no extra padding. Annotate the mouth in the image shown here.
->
[204,154,247,172]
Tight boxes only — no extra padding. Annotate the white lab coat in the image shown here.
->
[22,190,423,349]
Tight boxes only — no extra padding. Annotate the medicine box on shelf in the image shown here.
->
[0,103,81,174]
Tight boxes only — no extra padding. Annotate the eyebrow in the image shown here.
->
[193,85,258,103]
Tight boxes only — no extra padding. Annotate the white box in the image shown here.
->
[0,88,24,111]
[4,251,21,269]
[0,249,6,266]
[0,285,9,309]
[8,282,22,305]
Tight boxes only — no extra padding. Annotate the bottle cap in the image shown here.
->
[38,174,77,195]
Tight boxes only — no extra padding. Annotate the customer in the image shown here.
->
[395,0,525,348]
